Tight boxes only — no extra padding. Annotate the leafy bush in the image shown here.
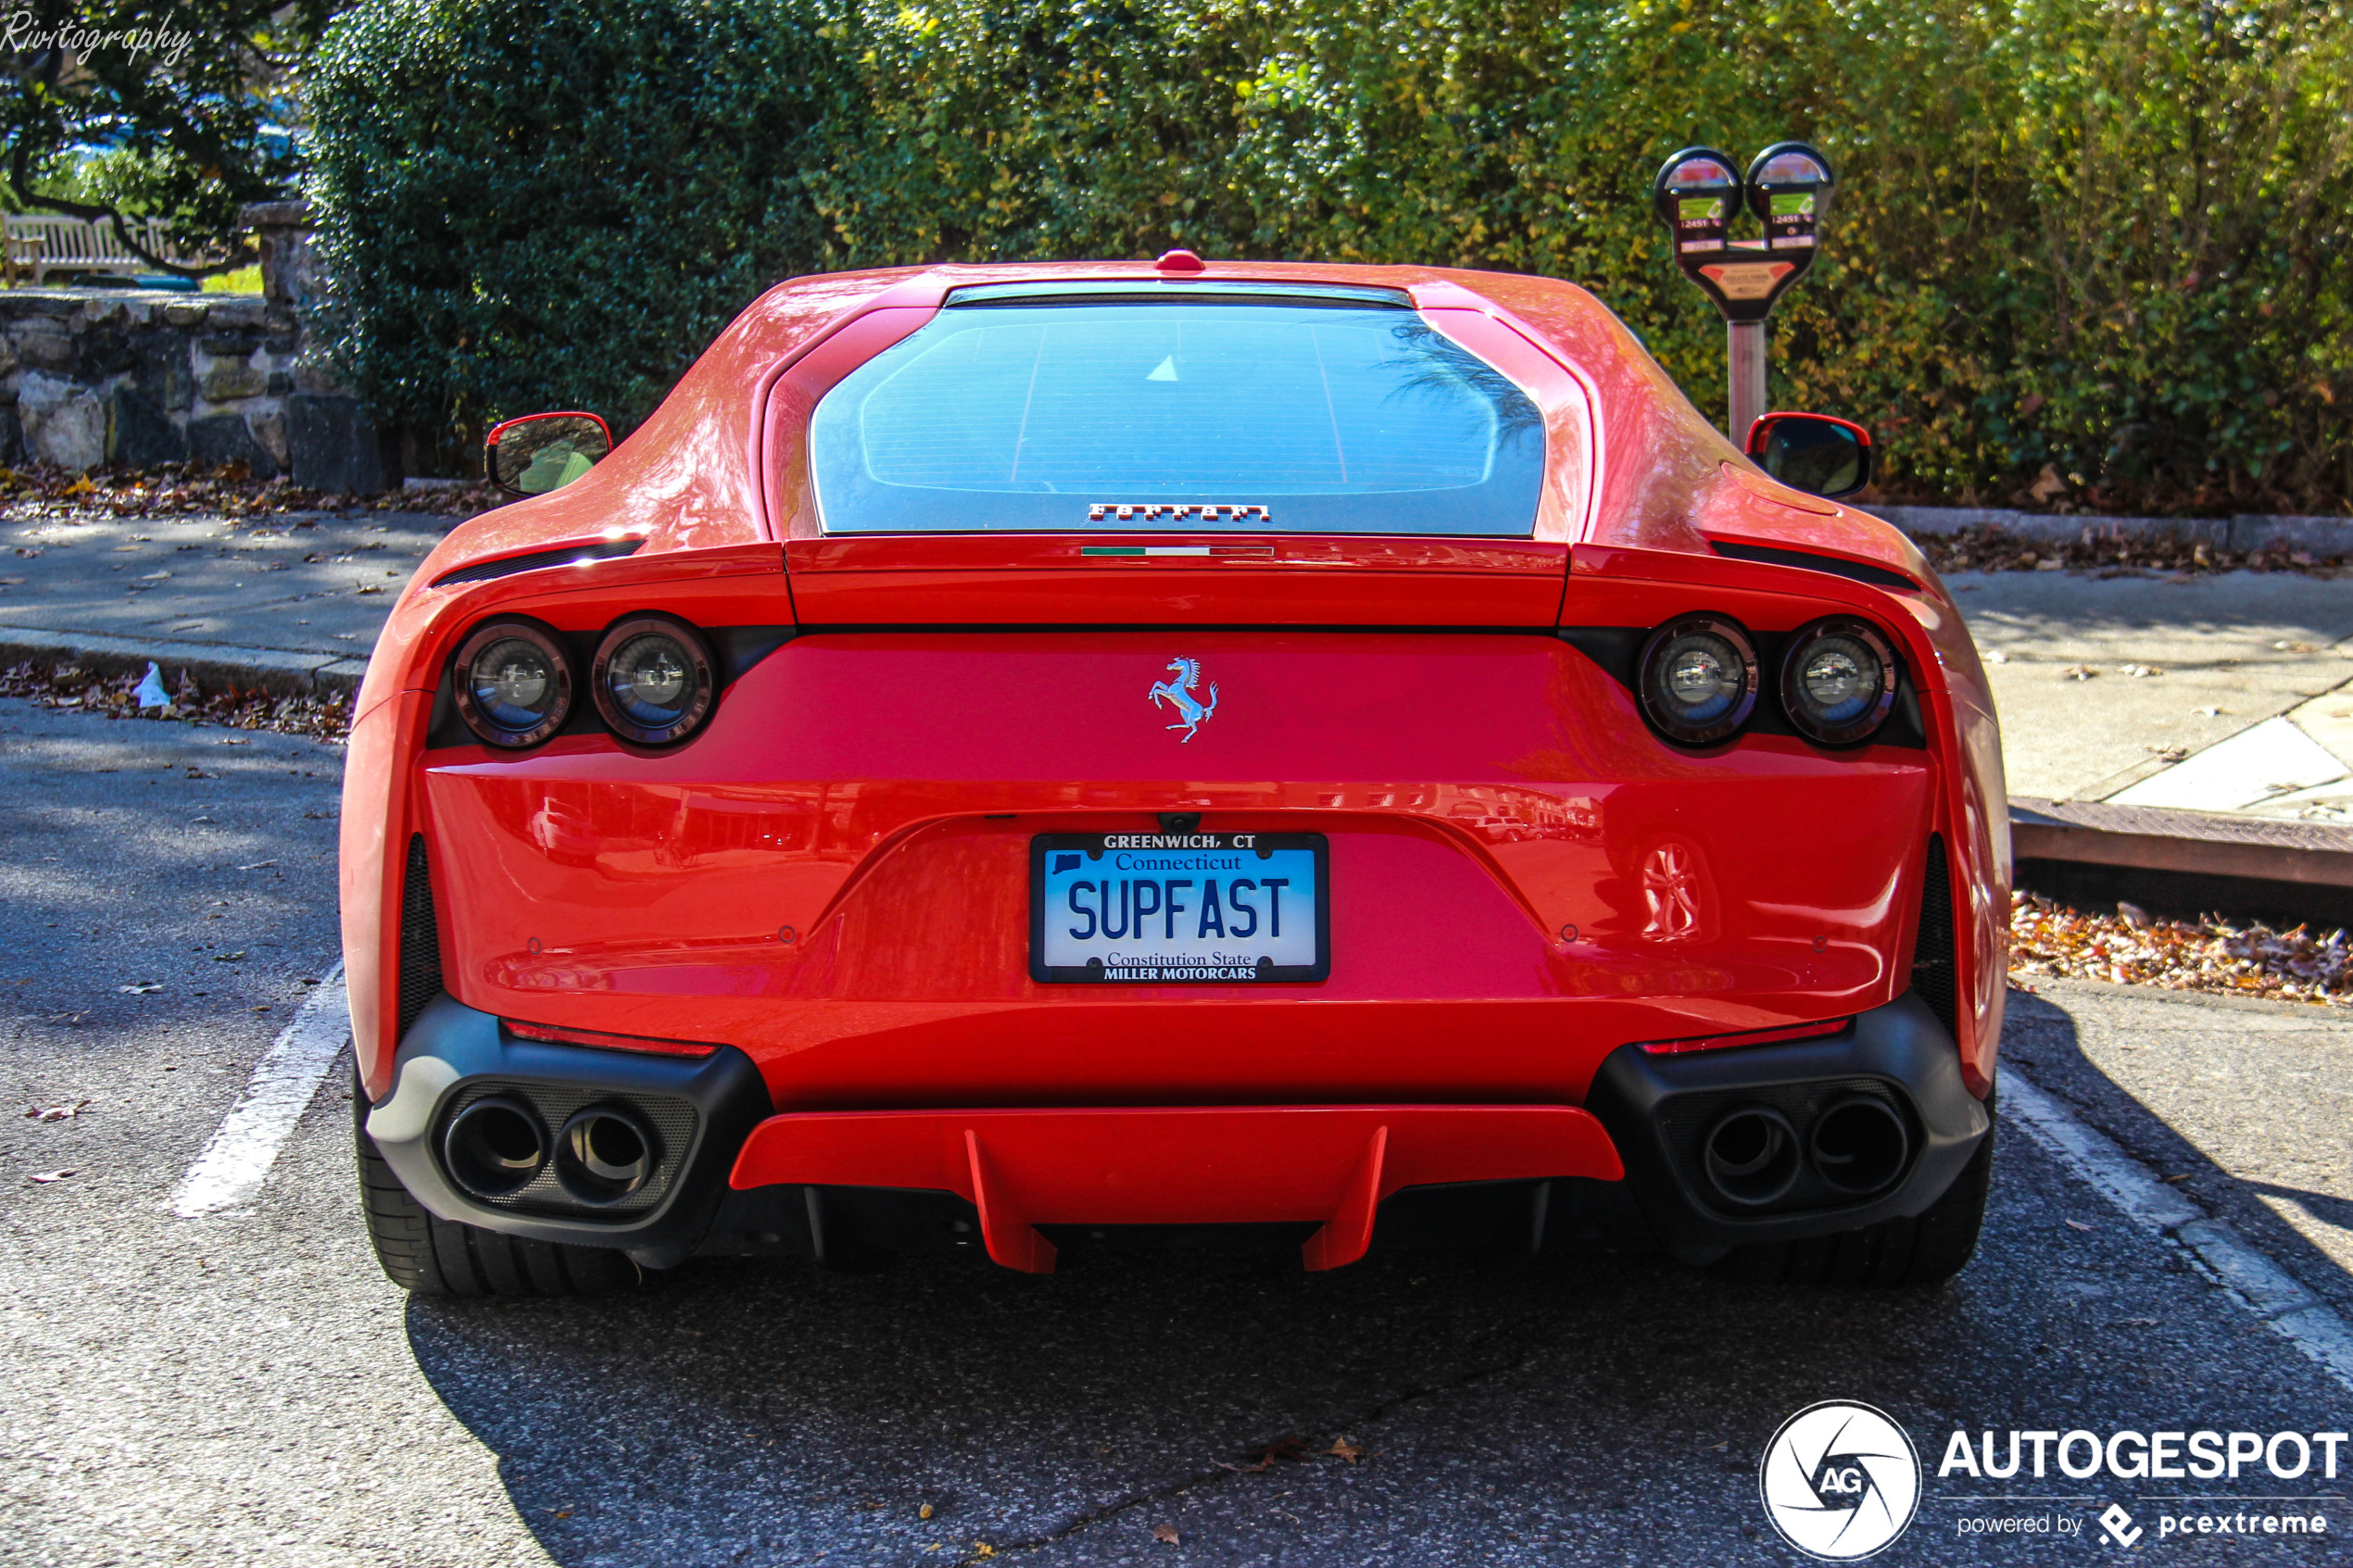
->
[311,0,2353,511]
[307,0,844,443]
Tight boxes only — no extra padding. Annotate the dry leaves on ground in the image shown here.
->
[0,462,502,522]
[1151,1524,1180,1545]
[1216,1436,1308,1473]
[0,660,352,741]
[2009,891,2353,1006]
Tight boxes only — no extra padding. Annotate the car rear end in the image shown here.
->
[347,264,2003,1284]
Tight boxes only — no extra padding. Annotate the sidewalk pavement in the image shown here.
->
[10,503,2353,889]
[0,506,447,695]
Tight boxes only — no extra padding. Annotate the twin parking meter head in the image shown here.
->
[1651,143,1834,324]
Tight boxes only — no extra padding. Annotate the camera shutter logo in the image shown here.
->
[1758,1400,1922,1560]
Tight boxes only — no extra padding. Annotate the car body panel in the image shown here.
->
[343,257,2007,1262]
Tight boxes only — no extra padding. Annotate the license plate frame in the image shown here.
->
[1029,832,1329,984]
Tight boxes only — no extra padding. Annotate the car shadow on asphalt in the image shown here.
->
[1999,985,2353,1313]
[396,1122,2337,1565]
[403,1243,1975,1563]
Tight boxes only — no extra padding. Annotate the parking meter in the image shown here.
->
[1653,146,1741,258]
[1651,142,1836,445]
[1747,142,1833,263]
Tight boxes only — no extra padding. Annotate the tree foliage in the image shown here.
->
[312,0,2353,511]
[0,2,331,271]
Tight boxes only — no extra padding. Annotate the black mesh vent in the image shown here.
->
[430,536,642,588]
[396,834,445,1039]
[1910,833,1957,1037]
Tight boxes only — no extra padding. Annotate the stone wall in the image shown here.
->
[0,288,381,490]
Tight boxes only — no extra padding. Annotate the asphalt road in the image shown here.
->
[3,695,2349,1567]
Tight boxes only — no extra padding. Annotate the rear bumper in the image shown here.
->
[1582,990,1992,1259]
[728,1103,1622,1272]
[368,990,1988,1271]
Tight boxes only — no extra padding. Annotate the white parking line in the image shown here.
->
[169,965,349,1218]
[2002,1069,2353,1395]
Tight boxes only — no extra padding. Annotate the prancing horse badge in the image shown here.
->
[1147,657,1218,742]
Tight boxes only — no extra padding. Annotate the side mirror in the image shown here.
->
[1746,411,1872,499]
[485,411,612,496]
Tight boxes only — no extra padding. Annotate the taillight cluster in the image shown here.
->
[451,616,719,749]
[1638,614,1899,748]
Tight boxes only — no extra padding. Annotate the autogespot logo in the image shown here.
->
[1760,1400,1924,1560]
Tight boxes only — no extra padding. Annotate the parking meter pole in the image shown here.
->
[1652,143,1836,453]
[1728,320,1768,447]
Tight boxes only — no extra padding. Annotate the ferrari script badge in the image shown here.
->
[1148,657,1218,742]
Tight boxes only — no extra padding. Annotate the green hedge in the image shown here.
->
[311,0,2353,511]
[306,0,843,452]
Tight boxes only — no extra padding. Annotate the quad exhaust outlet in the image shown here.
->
[556,1105,657,1205]
[1699,1094,1911,1210]
[1807,1095,1910,1197]
[443,1096,548,1198]
[1703,1107,1800,1208]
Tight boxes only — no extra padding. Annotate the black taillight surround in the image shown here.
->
[590,614,718,746]
[1636,614,1760,746]
[434,617,792,754]
[1779,616,1901,746]
[451,619,574,748]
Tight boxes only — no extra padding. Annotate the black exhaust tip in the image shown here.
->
[1808,1096,1911,1196]
[555,1105,658,1206]
[443,1095,548,1198]
[1702,1106,1800,1208]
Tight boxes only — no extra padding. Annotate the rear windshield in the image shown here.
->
[808,294,1545,535]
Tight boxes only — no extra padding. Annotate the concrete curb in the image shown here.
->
[0,627,370,698]
[1874,505,2353,555]
[2011,797,2353,887]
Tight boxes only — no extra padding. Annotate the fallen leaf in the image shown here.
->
[27,1100,91,1123]
[29,1170,75,1184]
[118,983,164,995]
[1151,1524,1180,1544]
[2161,1173,2193,1184]
[972,1545,995,1560]
[919,1502,935,1521]
[2065,1219,2095,1232]
[1217,1435,1308,1472]
[1325,1437,1365,1463]
[2117,901,2152,928]
[211,950,246,962]
[183,767,215,779]
[2059,665,2099,681]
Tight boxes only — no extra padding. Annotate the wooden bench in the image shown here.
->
[4,214,197,286]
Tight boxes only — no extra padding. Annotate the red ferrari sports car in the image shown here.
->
[345,255,2006,1297]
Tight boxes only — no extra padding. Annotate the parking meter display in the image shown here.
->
[1652,148,1741,256]
[1747,143,1834,254]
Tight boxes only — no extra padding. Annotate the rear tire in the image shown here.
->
[353,1072,639,1298]
[1719,1090,1994,1289]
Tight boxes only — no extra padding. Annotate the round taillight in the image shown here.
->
[1638,616,1759,746]
[591,616,716,745]
[1780,617,1898,745]
[452,621,573,748]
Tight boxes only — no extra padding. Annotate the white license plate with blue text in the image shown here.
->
[1029,833,1329,984]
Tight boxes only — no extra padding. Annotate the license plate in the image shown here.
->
[1030,832,1329,984]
